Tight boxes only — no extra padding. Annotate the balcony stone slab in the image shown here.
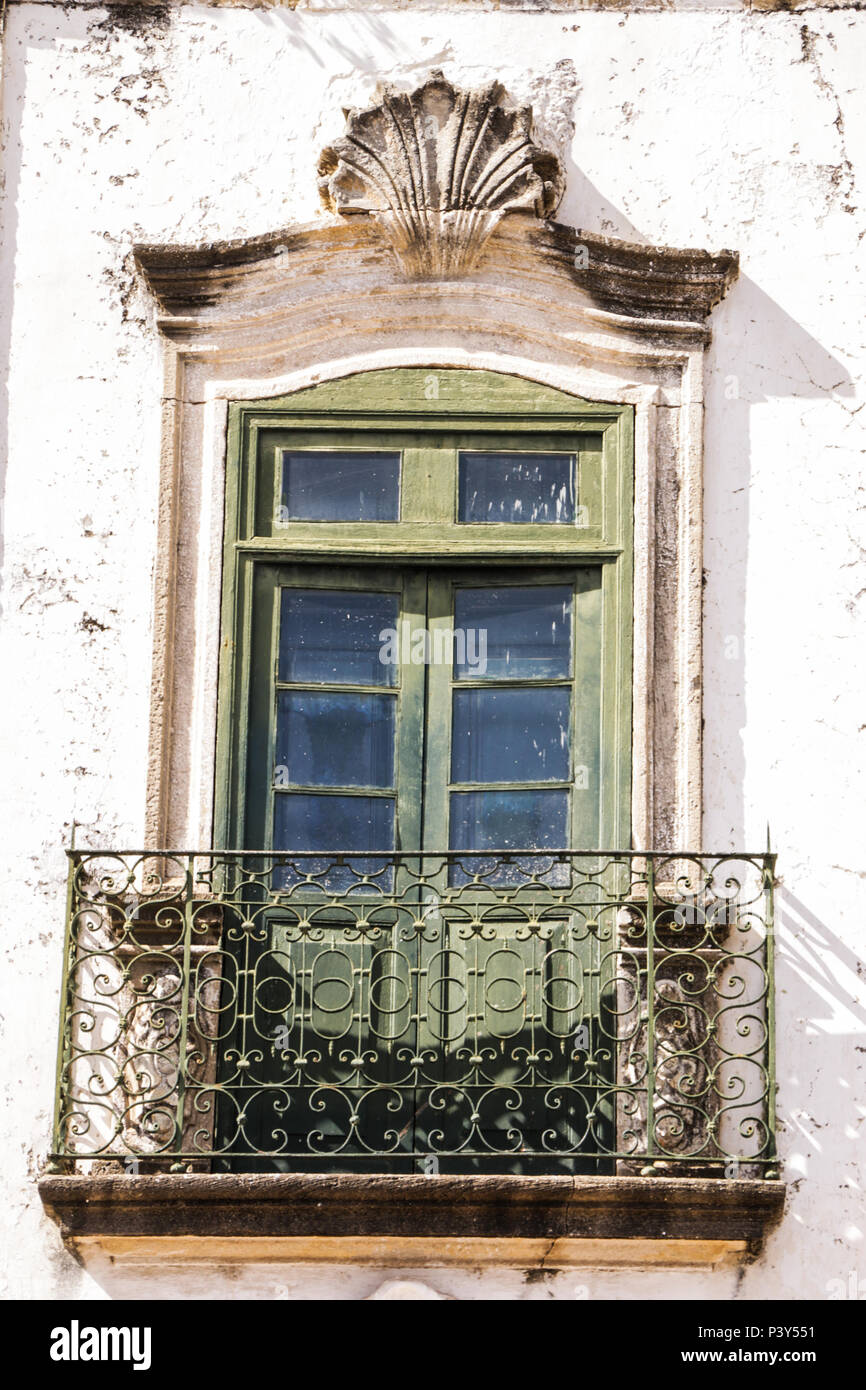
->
[40,1172,785,1271]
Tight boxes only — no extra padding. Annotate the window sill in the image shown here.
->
[39,1173,785,1271]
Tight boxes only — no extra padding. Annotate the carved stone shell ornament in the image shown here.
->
[318,72,565,279]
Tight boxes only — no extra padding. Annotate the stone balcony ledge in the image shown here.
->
[40,1172,785,1271]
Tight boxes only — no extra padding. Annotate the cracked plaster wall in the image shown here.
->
[0,0,864,1300]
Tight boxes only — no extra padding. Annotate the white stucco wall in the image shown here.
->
[1,0,864,1300]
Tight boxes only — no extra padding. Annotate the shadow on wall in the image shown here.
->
[703,276,854,849]
[253,4,402,75]
[740,884,866,1296]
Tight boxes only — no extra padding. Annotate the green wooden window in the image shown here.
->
[214,370,633,1172]
[217,369,633,856]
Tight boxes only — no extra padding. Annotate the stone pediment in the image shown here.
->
[134,73,737,331]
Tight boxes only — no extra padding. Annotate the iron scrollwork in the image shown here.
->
[51,849,777,1177]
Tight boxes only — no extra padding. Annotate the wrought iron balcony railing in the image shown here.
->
[50,849,777,1177]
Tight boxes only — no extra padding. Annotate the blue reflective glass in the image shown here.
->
[453,586,572,680]
[273,794,395,893]
[281,451,400,522]
[276,691,395,788]
[459,452,575,524]
[451,687,570,783]
[274,793,394,852]
[449,789,568,851]
[278,589,398,686]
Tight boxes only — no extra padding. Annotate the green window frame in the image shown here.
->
[215,368,634,856]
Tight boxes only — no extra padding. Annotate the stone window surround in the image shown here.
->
[139,212,734,854]
[42,80,769,1272]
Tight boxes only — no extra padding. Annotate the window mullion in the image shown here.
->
[400,441,456,523]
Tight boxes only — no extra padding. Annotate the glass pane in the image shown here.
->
[281,451,399,522]
[454,586,572,680]
[459,452,575,524]
[278,589,398,686]
[274,793,394,851]
[276,691,395,788]
[273,794,395,893]
[451,687,570,783]
[449,789,568,852]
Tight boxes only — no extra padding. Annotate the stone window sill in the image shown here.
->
[39,1173,785,1271]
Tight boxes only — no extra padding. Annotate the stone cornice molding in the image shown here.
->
[134,218,737,335]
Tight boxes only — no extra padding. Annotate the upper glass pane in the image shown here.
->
[278,589,398,686]
[459,452,575,524]
[451,687,570,784]
[276,691,395,788]
[281,451,400,522]
[453,586,572,681]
